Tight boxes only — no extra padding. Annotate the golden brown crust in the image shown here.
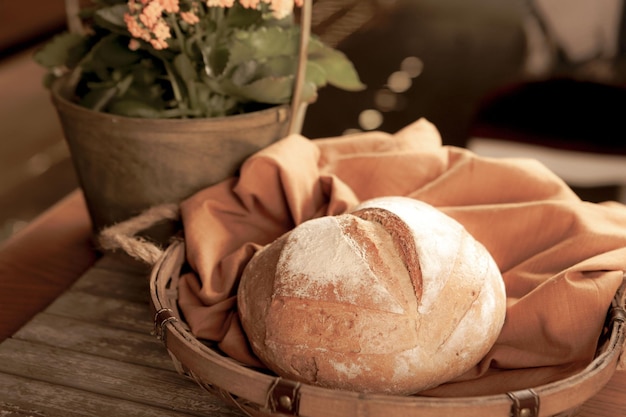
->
[352,207,423,303]
[238,234,287,357]
[237,197,506,394]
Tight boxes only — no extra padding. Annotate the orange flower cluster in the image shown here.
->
[124,0,303,50]
[125,0,179,50]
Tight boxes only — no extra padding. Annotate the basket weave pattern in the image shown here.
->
[148,239,626,417]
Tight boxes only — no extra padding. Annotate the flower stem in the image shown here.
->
[211,6,226,58]
[168,14,187,55]
[163,60,184,109]
[165,14,199,115]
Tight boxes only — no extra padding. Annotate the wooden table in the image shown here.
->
[1,190,625,416]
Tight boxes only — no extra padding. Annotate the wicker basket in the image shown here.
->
[148,238,626,417]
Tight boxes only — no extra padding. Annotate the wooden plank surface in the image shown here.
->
[0,254,244,417]
[1,249,625,416]
[0,373,202,417]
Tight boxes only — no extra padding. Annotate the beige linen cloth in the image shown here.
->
[177,118,626,396]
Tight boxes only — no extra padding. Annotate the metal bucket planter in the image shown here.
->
[51,79,293,234]
[50,1,311,238]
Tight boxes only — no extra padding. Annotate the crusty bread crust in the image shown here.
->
[238,197,506,394]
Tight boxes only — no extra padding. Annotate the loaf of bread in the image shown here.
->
[238,196,506,394]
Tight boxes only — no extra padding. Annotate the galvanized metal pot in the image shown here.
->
[51,78,292,234]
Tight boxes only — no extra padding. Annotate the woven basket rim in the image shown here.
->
[148,239,626,417]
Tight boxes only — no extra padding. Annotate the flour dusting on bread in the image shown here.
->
[238,196,506,394]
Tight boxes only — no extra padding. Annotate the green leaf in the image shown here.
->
[227,26,298,69]
[225,3,264,28]
[90,34,141,69]
[199,73,228,96]
[223,75,316,104]
[227,28,364,92]
[78,72,129,109]
[79,85,118,109]
[194,83,239,117]
[33,32,89,68]
[107,98,164,118]
[173,53,199,109]
[93,4,129,35]
[230,60,258,86]
[222,76,290,104]
[304,61,328,88]
[229,55,296,86]
[130,60,160,86]
[308,41,365,91]
[113,72,134,97]
[255,55,295,78]
[173,53,197,81]
[207,45,229,76]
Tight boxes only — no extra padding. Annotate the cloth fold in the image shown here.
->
[179,118,626,396]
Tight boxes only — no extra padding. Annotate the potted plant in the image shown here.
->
[34,0,364,233]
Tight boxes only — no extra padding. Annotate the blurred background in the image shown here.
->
[2,0,626,244]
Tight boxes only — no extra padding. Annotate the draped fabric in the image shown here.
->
[178,118,626,396]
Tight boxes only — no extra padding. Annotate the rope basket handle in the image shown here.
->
[71,0,312,262]
[99,203,180,265]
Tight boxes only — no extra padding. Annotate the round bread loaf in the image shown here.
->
[238,196,506,394]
